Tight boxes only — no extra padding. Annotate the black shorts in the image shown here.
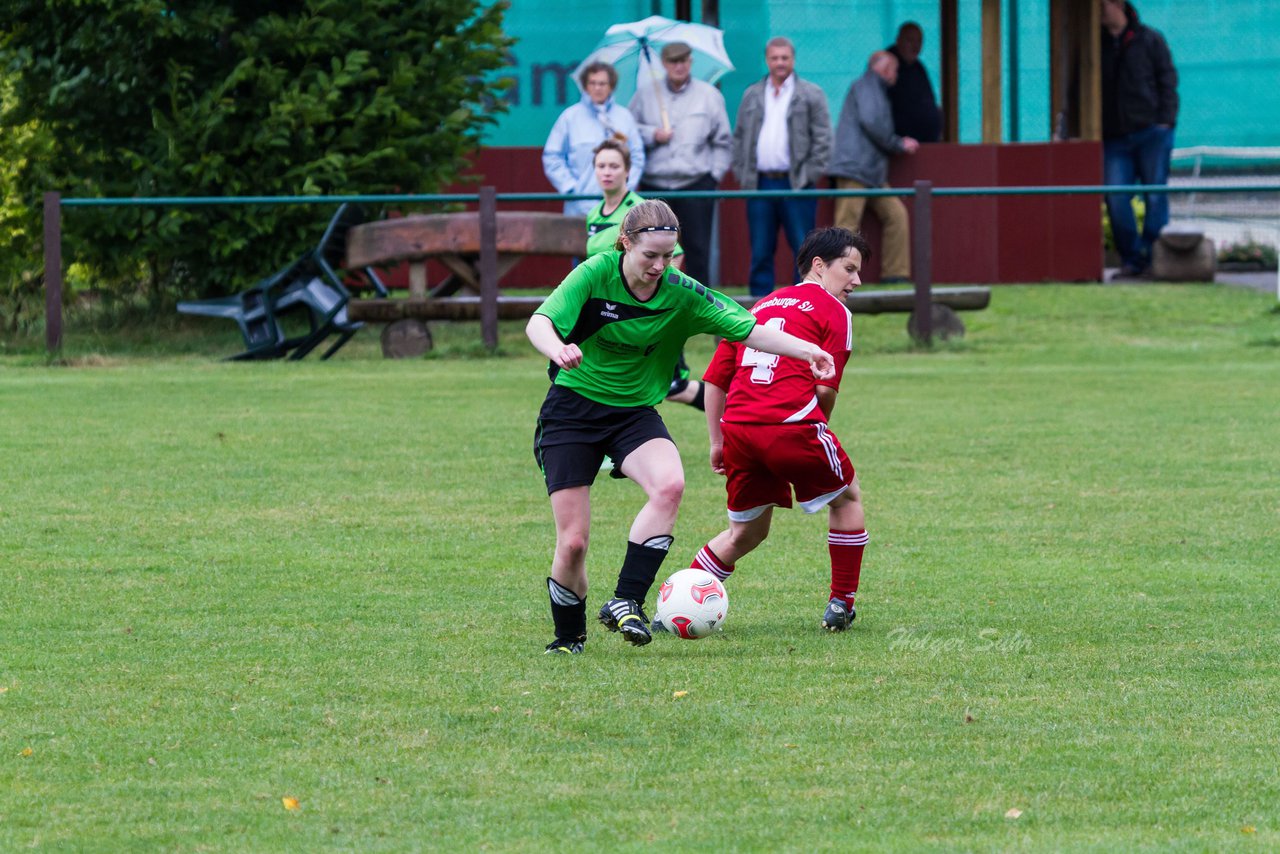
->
[534,385,673,494]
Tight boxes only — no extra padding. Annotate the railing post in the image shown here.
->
[478,185,499,351]
[43,191,64,354]
[912,180,934,345]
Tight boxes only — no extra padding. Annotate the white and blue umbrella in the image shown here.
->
[572,16,734,123]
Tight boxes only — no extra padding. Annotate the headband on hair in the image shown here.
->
[629,225,679,234]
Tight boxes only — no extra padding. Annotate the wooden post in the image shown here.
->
[478,185,499,351]
[1008,0,1020,141]
[43,192,63,354]
[408,263,427,299]
[981,0,1002,143]
[941,0,959,143]
[1078,0,1102,141]
[1050,0,1068,137]
[912,181,933,345]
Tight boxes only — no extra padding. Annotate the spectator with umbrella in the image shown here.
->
[574,17,734,289]
[628,41,732,292]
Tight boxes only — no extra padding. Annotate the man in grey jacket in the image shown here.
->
[829,51,919,282]
[732,37,833,297]
[629,41,733,288]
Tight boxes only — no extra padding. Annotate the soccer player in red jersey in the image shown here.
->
[686,226,871,631]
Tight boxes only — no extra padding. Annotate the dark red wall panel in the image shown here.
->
[438,141,1102,290]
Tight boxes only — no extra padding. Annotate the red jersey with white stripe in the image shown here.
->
[703,281,853,424]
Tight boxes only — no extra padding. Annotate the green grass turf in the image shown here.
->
[2,284,1278,850]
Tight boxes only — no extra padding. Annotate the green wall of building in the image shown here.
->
[488,0,1280,151]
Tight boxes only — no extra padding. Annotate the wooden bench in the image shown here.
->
[347,286,990,356]
[348,287,991,322]
[345,209,991,355]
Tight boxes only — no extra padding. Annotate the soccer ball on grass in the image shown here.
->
[654,568,728,639]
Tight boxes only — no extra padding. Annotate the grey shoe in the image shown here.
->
[821,598,855,632]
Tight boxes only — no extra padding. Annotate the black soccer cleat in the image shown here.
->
[821,597,856,632]
[598,598,653,646]
[545,635,585,655]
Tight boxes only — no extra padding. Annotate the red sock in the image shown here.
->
[828,529,868,608]
[691,544,734,581]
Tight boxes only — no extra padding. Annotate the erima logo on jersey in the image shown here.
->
[600,302,620,319]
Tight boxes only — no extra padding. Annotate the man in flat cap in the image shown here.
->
[628,40,733,288]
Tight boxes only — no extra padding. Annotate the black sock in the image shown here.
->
[547,578,586,641]
[689,383,706,411]
[614,536,674,603]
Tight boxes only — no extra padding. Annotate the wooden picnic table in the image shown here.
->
[346,210,584,299]
[344,205,587,356]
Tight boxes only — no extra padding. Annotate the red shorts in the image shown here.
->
[721,421,855,521]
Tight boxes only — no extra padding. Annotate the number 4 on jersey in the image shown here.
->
[741,317,786,384]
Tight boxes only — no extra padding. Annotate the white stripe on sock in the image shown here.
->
[547,579,582,606]
[695,547,731,580]
[828,531,869,546]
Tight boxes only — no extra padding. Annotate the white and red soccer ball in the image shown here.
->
[655,568,728,639]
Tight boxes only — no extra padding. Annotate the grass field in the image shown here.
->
[2,284,1278,850]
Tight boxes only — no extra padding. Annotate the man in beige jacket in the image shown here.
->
[732,37,833,297]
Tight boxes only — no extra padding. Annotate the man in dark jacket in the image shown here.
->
[828,51,919,282]
[1102,0,1179,278]
[887,22,941,143]
[732,37,833,297]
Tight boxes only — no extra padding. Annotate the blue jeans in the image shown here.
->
[747,174,817,297]
[1104,125,1174,271]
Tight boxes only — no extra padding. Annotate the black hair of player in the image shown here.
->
[795,227,873,277]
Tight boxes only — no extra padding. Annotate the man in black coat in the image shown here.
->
[886,22,941,144]
[1102,0,1179,278]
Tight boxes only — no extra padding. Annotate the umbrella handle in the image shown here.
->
[655,83,671,133]
[641,38,671,134]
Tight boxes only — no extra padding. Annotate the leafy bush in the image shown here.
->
[1217,239,1278,270]
[0,76,56,332]
[1101,199,1145,254]
[0,0,513,317]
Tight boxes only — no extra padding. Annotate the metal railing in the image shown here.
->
[42,180,1280,353]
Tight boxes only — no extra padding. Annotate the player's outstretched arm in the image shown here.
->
[703,381,728,475]
[742,324,835,380]
[526,314,582,370]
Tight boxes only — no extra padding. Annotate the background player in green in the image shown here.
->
[528,199,836,653]
[586,139,704,411]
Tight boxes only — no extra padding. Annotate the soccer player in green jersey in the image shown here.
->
[528,199,836,653]
[586,140,704,411]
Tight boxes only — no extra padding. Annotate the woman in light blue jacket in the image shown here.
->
[542,62,646,218]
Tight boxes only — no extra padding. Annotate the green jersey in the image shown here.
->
[585,191,684,259]
[536,252,756,407]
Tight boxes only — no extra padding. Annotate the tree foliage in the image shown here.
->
[0,0,513,312]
